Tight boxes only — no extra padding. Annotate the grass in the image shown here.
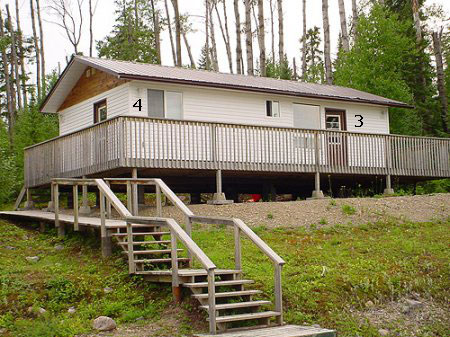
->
[0,220,188,337]
[341,204,357,215]
[191,219,450,336]
[1,218,449,336]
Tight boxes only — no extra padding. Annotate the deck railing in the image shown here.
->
[24,116,450,187]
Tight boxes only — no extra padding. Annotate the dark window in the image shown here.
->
[147,89,165,118]
[266,100,280,117]
[94,100,107,124]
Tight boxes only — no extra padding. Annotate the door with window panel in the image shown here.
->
[325,109,348,167]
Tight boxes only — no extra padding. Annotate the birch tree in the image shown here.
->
[214,0,233,73]
[432,30,448,133]
[48,0,84,55]
[171,0,182,67]
[257,0,266,76]
[15,0,27,106]
[6,5,22,111]
[233,0,242,74]
[204,0,211,70]
[322,0,333,84]
[338,0,349,52]
[277,0,284,63]
[164,0,176,64]
[351,0,358,36]
[208,0,219,71]
[150,0,161,64]
[0,9,15,140]
[244,0,253,75]
[269,0,275,59]
[180,15,196,68]
[36,0,45,93]
[411,0,422,44]
[29,0,41,99]
[301,0,307,80]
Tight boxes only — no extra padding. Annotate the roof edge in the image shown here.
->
[118,74,414,109]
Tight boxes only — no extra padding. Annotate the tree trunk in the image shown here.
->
[15,0,28,107]
[209,1,219,71]
[233,0,243,74]
[351,0,358,37]
[269,0,275,60]
[301,0,307,80]
[29,0,41,99]
[214,1,233,73]
[277,0,284,63]
[257,0,266,76]
[150,0,161,64]
[205,0,211,70]
[89,0,93,56]
[134,0,139,29]
[244,0,253,75]
[322,0,333,84]
[164,0,177,65]
[338,0,349,52]
[293,57,297,80]
[432,30,448,133]
[182,32,196,69]
[171,0,182,67]
[0,9,15,141]
[6,5,23,111]
[411,0,422,44]
[36,0,45,94]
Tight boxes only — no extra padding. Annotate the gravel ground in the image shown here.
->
[139,194,450,228]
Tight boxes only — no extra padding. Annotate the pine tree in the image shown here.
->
[301,27,325,83]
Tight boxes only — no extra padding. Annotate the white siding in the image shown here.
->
[59,83,130,135]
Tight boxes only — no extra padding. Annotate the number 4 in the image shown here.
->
[133,99,142,112]
[355,115,363,127]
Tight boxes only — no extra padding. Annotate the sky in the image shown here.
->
[5,0,450,78]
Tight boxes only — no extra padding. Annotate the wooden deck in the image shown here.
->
[23,116,450,188]
[195,325,336,337]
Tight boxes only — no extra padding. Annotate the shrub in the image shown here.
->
[341,204,356,215]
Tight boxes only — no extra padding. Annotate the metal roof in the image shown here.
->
[41,55,413,113]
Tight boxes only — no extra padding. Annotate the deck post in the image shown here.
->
[171,230,181,302]
[311,132,325,199]
[131,168,138,215]
[274,264,283,325]
[384,174,395,195]
[105,181,112,219]
[207,269,217,334]
[46,185,54,212]
[156,185,162,217]
[24,188,34,209]
[79,176,91,215]
[100,191,112,257]
[54,183,65,237]
[208,169,233,205]
[234,224,242,273]
[73,185,79,231]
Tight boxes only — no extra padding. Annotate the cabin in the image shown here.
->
[25,55,450,204]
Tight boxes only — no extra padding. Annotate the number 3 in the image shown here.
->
[355,115,363,127]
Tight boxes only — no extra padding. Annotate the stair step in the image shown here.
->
[134,269,241,276]
[183,279,254,288]
[134,258,190,264]
[208,311,280,323]
[122,249,183,255]
[193,325,337,337]
[199,300,271,311]
[192,290,262,299]
[111,231,170,237]
[118,240,171,245]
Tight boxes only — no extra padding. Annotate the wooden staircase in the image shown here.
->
[112,221,281,332]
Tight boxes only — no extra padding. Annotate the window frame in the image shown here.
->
[93,99,107,124]
[266,100,280,117]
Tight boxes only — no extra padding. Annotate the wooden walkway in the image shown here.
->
[0,210,126,229]
[196,325,336,337]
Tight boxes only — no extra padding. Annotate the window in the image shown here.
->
[93,100,107,124]
[147,89,183,119]
[293,103,320,129]
[325,115,341,130]
[266,101,280,117]
[166,91,183,119]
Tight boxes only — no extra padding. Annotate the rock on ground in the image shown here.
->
[92,316,117,331]
[25,256,40,263]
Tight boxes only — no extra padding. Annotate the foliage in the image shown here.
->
[97,0,157,63]
[334,5,422,136]
[265,56,293,80]
[300,26,325,83]
[341,204,356,215]
[197,44,211,70]
[0,120,19,204]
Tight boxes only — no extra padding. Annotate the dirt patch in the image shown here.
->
[139,194,450,228]
[357,294,450,337]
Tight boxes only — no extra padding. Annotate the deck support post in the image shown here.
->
[79,176,91,215]
[54,183,65,237]
[311,172,325,199]
[47,185,54,212]
[170,229,181,302]
[384,174,394,195]
[208,170,233,205]
[24,189,34,209]
[100,191,112,257]
[156,185,162,217]
[39,221,46,233]
[131,168,138,215]
[73,185,79,231]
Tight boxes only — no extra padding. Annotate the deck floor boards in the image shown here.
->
[195,325,336,337]
[0,210,126,229]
